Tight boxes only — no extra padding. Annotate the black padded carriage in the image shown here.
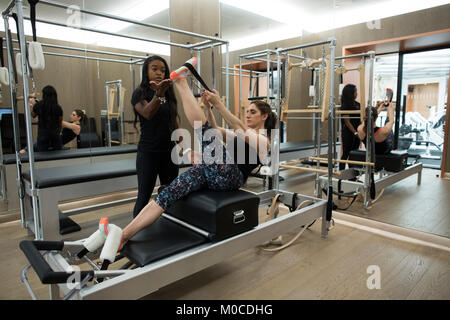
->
[122,189,260,267]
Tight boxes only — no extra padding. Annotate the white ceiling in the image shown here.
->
[0,0,449,54]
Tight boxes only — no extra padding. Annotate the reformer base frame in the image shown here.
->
[318,162,423,210]
[23,189,328,300]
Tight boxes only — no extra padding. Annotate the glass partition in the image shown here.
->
[399,48,450,169]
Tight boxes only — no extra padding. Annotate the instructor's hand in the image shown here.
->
[150,79,172,97]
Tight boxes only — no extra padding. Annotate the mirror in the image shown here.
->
[219,3,450,241]
[337,48,449,238]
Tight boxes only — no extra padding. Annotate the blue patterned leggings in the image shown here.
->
[155,122,244,210]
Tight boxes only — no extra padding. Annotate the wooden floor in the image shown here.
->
[259,167,450,238]
[0,168,449,300]
[0,207,448,300]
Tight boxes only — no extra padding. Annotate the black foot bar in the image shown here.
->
[19,240,94,300]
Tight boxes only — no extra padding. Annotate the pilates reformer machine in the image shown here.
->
[234,42,345,193]
[2,0,231,241]
[15,32,337,300]
[223,51,335,187]
[313,52,423,210]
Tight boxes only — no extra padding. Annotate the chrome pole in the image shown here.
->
[16,0,41,239]
[3,14,26,226]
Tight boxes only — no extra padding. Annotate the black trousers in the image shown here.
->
[36,129,63,151]
[340,129,360,170]
[133,150,179,217]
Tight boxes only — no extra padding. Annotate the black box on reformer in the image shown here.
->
[380,151,408,172]
[164,189,260,242]
[349,150,408,172]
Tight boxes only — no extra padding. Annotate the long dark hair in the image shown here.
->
[341,84,357,108]
[133,56,179,131]
[364,106,378,132]
[40,85,61,130]
[250,100,277,138]
[73,109,87,127]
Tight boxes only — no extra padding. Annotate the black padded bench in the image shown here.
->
[122,189,260,267]
[349,150,409,172]
[21,159,191,240]
[2,145,137,165]
[1,145,138,210]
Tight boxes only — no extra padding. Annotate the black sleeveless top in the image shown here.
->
[374,126,394,154]
[131,87,175,153]
[61,127,77,145]
[232,136,262,183]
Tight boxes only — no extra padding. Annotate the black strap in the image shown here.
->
[28,0,40,42]
[337,179,342,200]
[326,186,333,221]
[211,49,215,88]
[183,62,211,92]
[11,13,20,44]
[12,13,34,78]
[6,29,18,84]
[0,37,4,67]
[290,192,298,212]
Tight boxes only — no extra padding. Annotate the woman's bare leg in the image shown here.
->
[173,78,206,128]
[122,200,164,243]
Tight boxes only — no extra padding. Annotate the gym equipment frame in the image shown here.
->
[20,190,328,300]
[2,0,231,240]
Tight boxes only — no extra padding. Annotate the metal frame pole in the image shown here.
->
[266,52,270,103]
[11,39,148,60]
[313,68,322,198]
[38,0,227,45]
[210,45,215,89]
[3,14,25,223]
[239,57,242,120]
[105,85,112,147]
[225,43,230,111]
[118,81,124,145]
[364,52,376,207]
[272,50,282,192]
[325,38,336,235]
[16,0,41,239]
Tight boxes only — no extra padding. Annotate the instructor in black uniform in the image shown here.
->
[339,84,361,170]
[131,56,180,218]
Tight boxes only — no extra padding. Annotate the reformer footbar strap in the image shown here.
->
[7,30,18,84]
[0,37,4,68]
[28,0,40,42]
[12,13,35,78]
[183,62,211,92]
[291,192,298,212]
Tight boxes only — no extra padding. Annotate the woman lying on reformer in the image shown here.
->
[98,57,278,251]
